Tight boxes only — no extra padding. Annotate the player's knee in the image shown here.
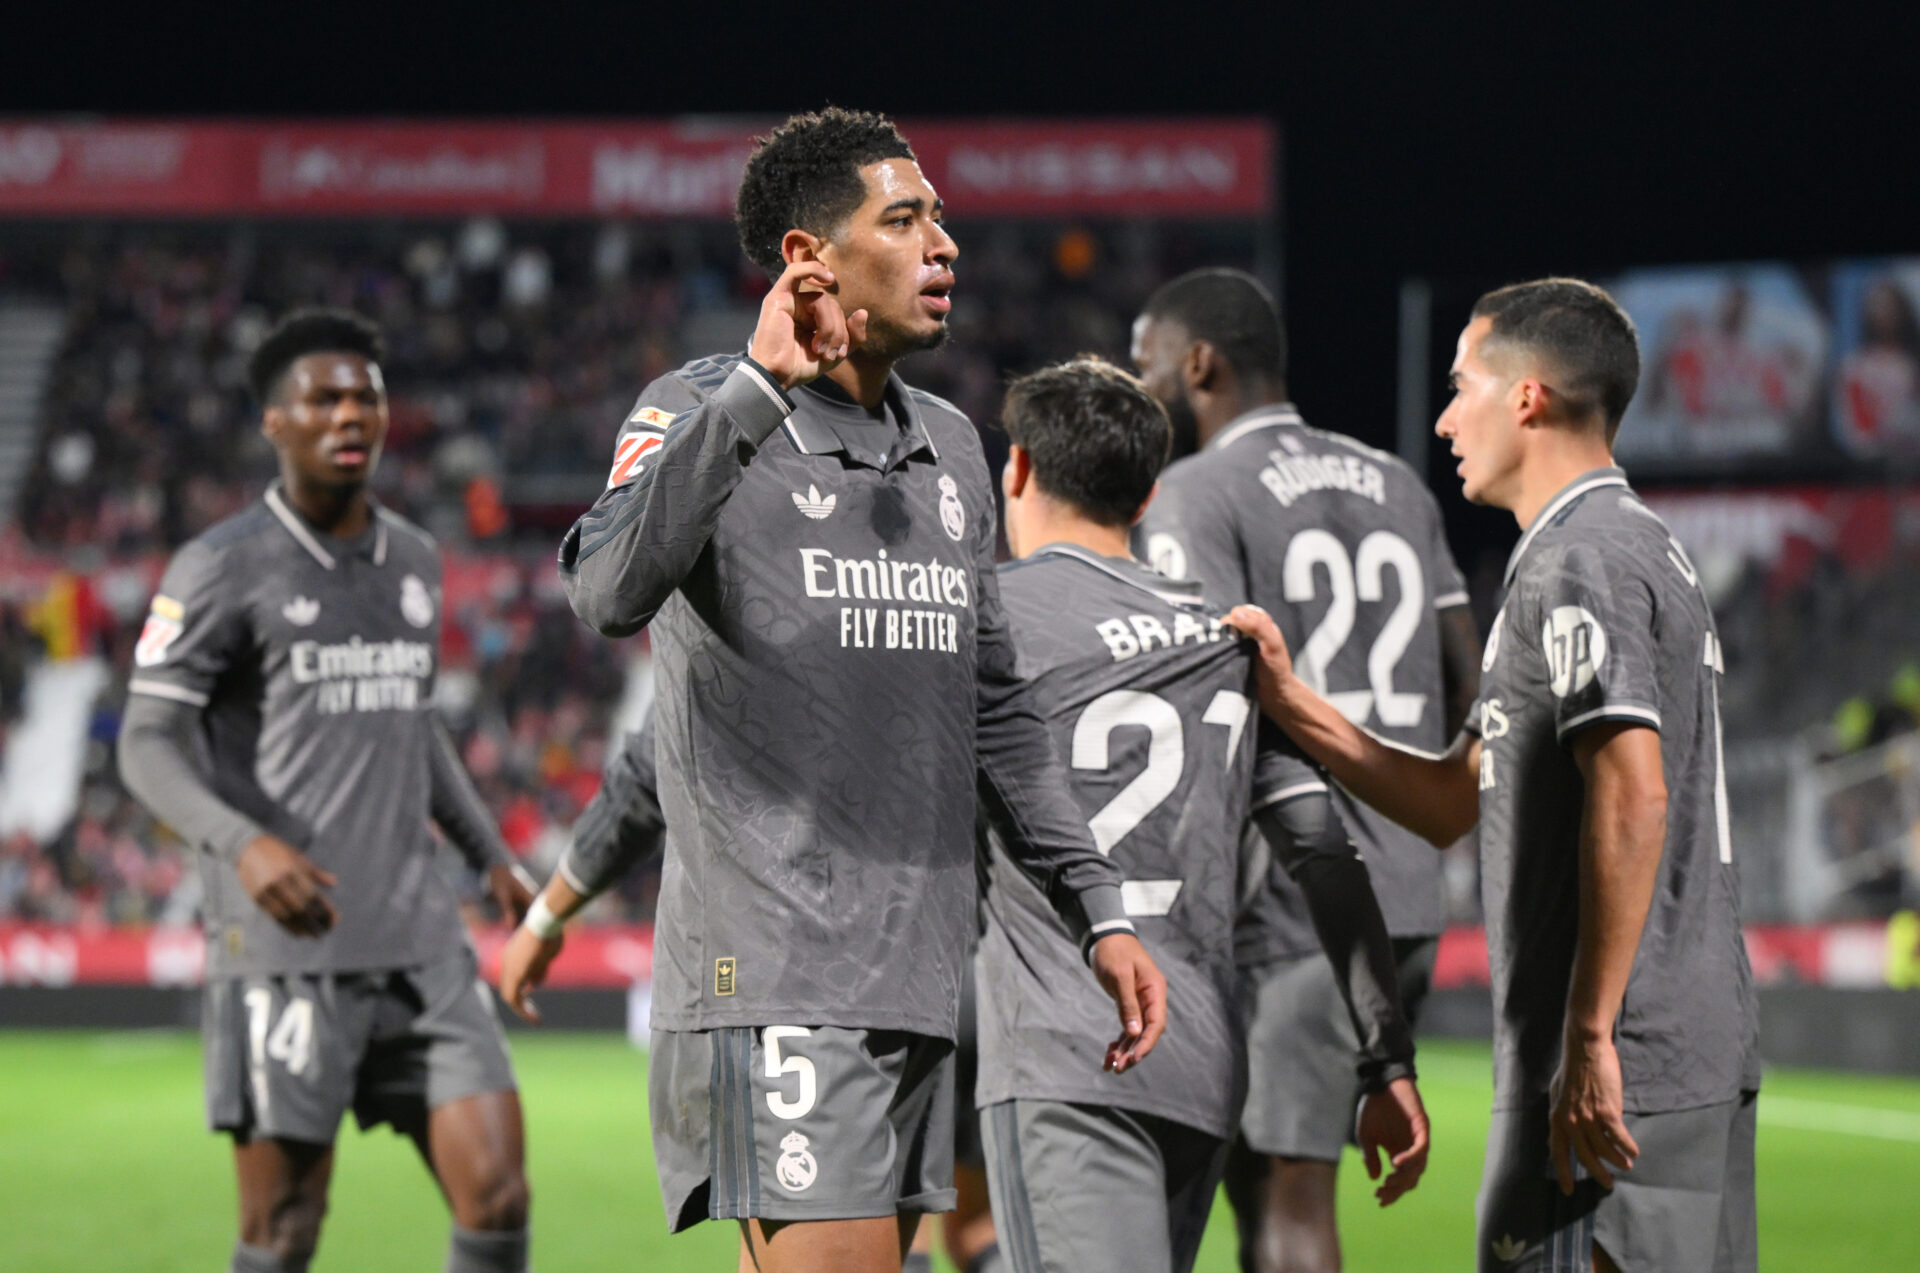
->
[247,1194,326,1268]
[461,1165,531,1231]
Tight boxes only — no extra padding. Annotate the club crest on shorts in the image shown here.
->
[776,1131,818,1192]
[938,474,965,541]
[400,574,435,628]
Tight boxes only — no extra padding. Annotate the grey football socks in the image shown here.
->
[446,1224,529,1273]
[230,1241,308,1273]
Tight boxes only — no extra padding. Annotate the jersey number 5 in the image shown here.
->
[1071,689,1251,916]
[1283,529,1427,729]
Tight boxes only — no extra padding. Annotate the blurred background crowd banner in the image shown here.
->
[0,115,1278,963]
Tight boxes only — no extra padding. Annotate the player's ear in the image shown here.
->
[1130,480,1160,526]
[1002,445,1031,500]
[1184,340,1218,392]
[1512,376,1551,429]
[783,228,824,266]
[260,404,284,447]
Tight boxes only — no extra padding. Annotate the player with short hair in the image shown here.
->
[117,309,537,1273]
[1131,268,1480,1273]
[556,108,1166,1273]
[977,357,1429,1273]
[1230,278,1760,1273]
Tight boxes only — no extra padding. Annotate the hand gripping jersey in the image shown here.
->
[559,356,1128,1041]
[1468,467,1760,1113]
[1135,406,1468,960]
[124,489,466,977]
[974,545,1326,1138]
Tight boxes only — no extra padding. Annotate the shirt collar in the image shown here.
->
[1031,543,1209,608]
[1206,403,1305,452]
[264,483,389,571]
[1502,466,1631,587]
[783,374,941,471]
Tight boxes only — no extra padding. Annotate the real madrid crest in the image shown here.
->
[400,574,436,629]
[776,1131,818,1192]
[937,474,966,542]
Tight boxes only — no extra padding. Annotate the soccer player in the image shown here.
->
[1229,278,1761,1273]
[1130,268,1480,1273]
[116,310,537,1273]
[557,108,1165,1273]
[977,358,1428,1273]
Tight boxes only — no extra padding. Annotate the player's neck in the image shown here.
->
[281,474,373,539]
[1016,508,1133,562]
[825,354,894,411]
[1196,380,1288,448]
[1509,437,1617,530]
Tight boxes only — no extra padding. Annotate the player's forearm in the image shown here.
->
[1264,671,1479,845]
[117,694,264,863]
[560,362,794,636]
[1255,797,1416,1089]
[426,717,513,872]
[1566,732,1668,1041]
[557,727,666,898]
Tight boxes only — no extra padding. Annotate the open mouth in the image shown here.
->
[331,446,370,469]
[919,274,955,315]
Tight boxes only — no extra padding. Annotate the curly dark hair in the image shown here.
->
[735,107,917,278]
[1001,357,1172,527]
[247,308,385,404]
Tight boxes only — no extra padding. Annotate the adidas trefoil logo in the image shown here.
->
[792,484,837,520]
[282,596,321,626]
[1491,1234,1527,1263]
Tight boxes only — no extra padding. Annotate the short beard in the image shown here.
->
[859,311,951,363]
[1161,392,1201,460]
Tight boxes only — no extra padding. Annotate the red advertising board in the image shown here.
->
[0,119,1275,218]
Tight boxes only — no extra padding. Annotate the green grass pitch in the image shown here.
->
[1,1031,1916,1270]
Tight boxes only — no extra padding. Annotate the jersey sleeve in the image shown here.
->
[557,715,666,898]
[1422,486,1470,610]
[1136,471,1249,600]
[127,539,248,708]
[426,715,513,872]
[559,358,796,637]
[1249,715,1330,811]
[1531,541,1662,743]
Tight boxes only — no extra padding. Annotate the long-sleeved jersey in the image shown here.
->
[1136,405,1469,962]
[117,487,510,977]
[559,355,1129,1039]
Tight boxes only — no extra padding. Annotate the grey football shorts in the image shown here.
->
[650,1024,957,1232]
[203,945,517,1143]
[1475,1091,1758,1273]
[1238,935,1437,1160]
[982,1098,1227,1273]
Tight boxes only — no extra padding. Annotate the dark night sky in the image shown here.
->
[7,3,1918,469]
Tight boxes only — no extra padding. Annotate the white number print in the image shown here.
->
[762,1026,818,1120]
[243,989,315,1113]
[1282,529,1429,728]
[1071,689,1251,916]
[1674,532,1734,866]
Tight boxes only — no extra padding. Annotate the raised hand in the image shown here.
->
[236,834,339,937]
[1089,932,1168,1074]
[1357,1076,1431,1205]
[748,260,870,390]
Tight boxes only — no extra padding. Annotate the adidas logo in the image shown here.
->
[282,596,321,626]
[792,485,837,520]
[1491,1234,1527,1263]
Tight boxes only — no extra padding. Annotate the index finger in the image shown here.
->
[1549,1117,1575,1195]
[776,260,836,294]
[1131,973,1166,1061]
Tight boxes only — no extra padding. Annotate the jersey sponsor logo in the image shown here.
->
[714,957,736,996]
[134,611,184,668]
[1144,532,1187,580]
[399,574,435,628]
[938,473,966,541]
[1093,611,1227,661]
[1478,698,1509,790]
[290,637,435,714]
[1542,605,1607,697]
[775,1131,818,1192]
[791,484,837,520]
[1257,449,1387,508]
[282,596,321,626]
[798,547,971,653]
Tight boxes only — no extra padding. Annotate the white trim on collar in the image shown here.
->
[1209,405,1305,453]
[264,487,337,571]
[1033,543,1207,608]
[1503,470,1631,586]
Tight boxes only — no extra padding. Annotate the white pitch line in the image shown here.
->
[1757,1095,1920,1143]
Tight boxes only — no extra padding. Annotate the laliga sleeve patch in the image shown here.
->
[606,408,679,489]
[134,607,184,667]
[1542,604,1606,697]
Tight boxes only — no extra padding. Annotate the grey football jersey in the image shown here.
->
[560,356,1128,1041]
[1136,406,1468,959]
[127,488,464,977]
[975,545,1325,1138]
[1467,467,1760,1113]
